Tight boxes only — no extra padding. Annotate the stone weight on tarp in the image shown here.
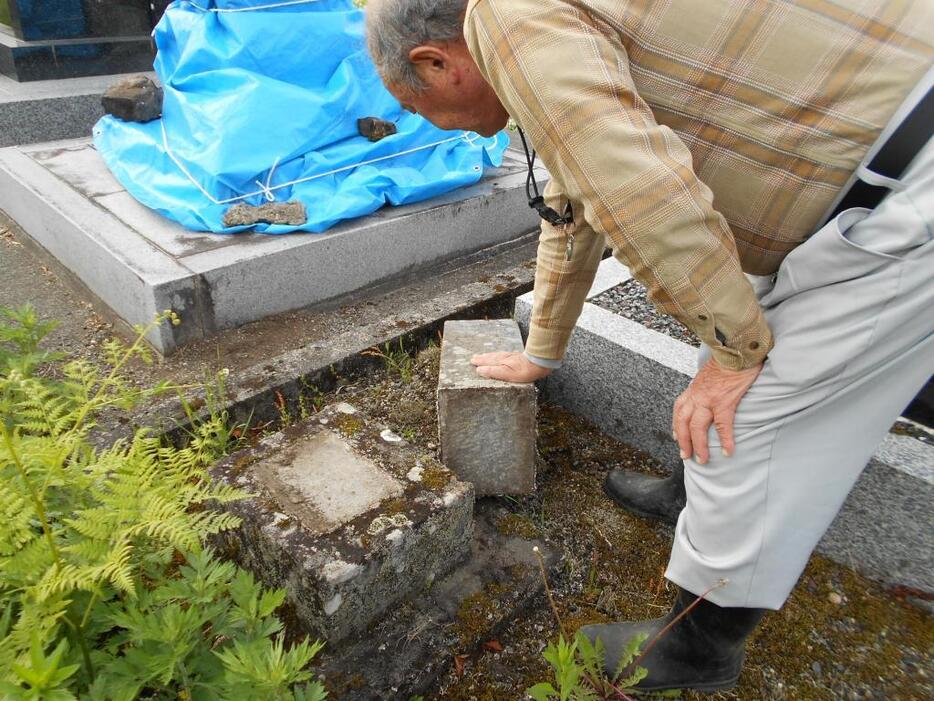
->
[101,76,163,123]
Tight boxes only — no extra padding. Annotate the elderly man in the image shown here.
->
[366,0,933,692]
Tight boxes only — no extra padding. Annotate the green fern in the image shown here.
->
[0,305,326,700]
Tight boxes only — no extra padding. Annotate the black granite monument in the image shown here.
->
[0,0,170,81]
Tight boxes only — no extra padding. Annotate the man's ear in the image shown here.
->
[408,45,450,85]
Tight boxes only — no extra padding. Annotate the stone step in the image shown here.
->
[209,402,475,644]
[437,319,537,495]
[0,138,543,354]
[515,257,934,597]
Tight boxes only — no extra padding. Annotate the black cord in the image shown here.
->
[516,126,573,227]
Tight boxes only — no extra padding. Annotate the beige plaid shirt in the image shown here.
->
[464,0,933,370]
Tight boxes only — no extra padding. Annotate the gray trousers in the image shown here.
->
[665,138,934,610]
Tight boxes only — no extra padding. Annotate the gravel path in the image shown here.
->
[591,278,700,347]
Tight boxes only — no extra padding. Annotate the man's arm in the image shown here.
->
[465,0,773,461]
[464,0,772,371]
[472,182,605,381]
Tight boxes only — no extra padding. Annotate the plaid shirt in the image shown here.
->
[464,0,933,369]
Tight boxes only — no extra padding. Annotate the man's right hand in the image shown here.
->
[470,351,552,383]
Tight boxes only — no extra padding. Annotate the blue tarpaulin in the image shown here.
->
[93,0,508,234]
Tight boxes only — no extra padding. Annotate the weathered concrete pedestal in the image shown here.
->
[516,256,934,597]
[0,138,542,353]
[437,319,537,495]
[210,403,474,643]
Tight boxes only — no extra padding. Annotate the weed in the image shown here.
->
[526,547,694,700]
[363,338,415,383]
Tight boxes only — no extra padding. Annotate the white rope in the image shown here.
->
[254,156,281,201]
[185,0,324,13]
[160,121,475,206]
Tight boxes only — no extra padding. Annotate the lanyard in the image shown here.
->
[516,126,574,228]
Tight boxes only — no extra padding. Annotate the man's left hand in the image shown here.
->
[673,358,763,464]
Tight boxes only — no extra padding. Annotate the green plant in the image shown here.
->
[363,339,415,384]
[0,305,326,700]
[526,548,681,700]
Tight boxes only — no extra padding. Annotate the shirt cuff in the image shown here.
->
[524,351,563,370]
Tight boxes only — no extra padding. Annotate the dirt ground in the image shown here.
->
[333,346,932,701]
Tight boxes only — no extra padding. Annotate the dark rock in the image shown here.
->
[357,116,397,142]
[222,201,307,228]
[101,76,163,123]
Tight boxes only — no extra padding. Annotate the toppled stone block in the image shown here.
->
[357,116,397,142]
[222,201,307,228]
[101,75,163,123]
[210,403,474,643]
[437,319,537,495]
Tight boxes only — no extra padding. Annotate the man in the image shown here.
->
[366,0,933,692]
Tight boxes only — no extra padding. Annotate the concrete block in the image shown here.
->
[437,319,537,495]
[516,255,934,596]
[210,403,475,643]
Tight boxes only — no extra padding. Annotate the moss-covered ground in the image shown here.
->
[308,345,932,700]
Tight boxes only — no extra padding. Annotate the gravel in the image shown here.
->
[591,278,700,347]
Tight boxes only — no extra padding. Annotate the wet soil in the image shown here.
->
[322,346,933,701]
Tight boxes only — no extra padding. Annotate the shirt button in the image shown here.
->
[749,341,760,350]
[698,314,708,321]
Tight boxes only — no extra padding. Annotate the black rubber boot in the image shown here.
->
[579,586,766,692]
[603,462,686,525]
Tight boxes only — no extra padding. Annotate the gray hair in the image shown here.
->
[365,0,469,92]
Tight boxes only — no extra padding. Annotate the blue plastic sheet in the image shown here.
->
[93,0,508,234]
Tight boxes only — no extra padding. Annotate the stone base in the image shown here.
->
[316,499,561,699]
[210,403,475,643]
[0,72,153,147]
[516,257,934,597]
[0,138,543,353]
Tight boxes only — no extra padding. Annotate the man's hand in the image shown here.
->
[673,358,763,465]
[470,351,552,383]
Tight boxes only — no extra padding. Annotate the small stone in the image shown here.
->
[828,592,843,605]
[323,592,343,616]
[812,661,822,676]
[222,201,307,228]
[334,402,357,414]
[380,428,403,443]
[357,116,397,142]
[407,465,424,482]
[101,75,163,122]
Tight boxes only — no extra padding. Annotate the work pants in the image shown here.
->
[665,139,934,609]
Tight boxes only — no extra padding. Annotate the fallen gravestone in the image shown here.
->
[437,319,537,495]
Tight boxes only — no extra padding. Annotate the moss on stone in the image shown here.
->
[380,497,409,515]
[332,413,364,436]
[495,513,541,540]
[419,460,451,491]
[454,581,511,647]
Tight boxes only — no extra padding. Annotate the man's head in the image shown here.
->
[365,0,509,136]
